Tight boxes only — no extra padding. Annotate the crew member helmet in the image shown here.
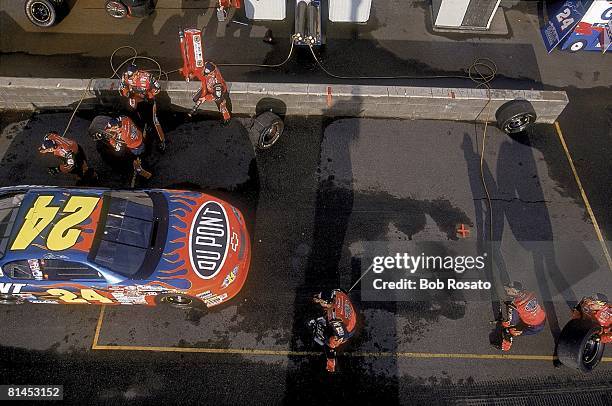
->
[204,62,216,75]
[126,63,137,76]
[42,132,58,149]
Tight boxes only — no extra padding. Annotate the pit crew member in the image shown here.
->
[500,281,547,351]
[310,289,357,373]
[38,132,95,181]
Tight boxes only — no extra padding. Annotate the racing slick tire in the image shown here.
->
[248,111,284,150]
[105,1,128,19]
[557,318,606,373]
[0,295,24,305]
[495,99,537,135]
[25,0,67,27]
[155,293,206,310]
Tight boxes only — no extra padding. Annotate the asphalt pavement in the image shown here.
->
[1,0,611,404]
[0,111,610,404]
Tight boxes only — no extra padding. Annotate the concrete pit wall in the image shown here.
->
[0,77,568,124]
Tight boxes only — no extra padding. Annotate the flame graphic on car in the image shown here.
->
[72,200,102,252]
[152,191,207,291]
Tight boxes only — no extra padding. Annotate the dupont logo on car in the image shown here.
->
[189,201,229,279]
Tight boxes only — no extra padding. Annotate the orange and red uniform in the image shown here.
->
[311,290,357,372]
[198,63,231,122]
[326,290,357,349]
[500,290,546,351]
[218,0,241,8]
[509,290,547,328]
[120,70,161,109]
[39,132,86,175]
[107,116,144,155]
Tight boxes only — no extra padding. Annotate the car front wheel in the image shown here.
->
[155,293,205,310]
[0,294,24,305]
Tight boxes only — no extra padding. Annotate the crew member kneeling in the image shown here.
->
[500,281,546,351]
[39,132,96,182]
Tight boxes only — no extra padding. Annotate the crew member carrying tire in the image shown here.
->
[557,293,610,372]
[499,282,547,352]
[119,63,166,151]
[190,62,232,125]
[38,132,96,182]
[309,289,357,373]
[571,294,612,344]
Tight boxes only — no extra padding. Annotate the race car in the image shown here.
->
[0,186,250,309]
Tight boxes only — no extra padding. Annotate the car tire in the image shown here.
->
[248,111,284,150]
[25,0,66,27]
[155,293,206,310]
[105,0,129,19]
[495,99,537,135]
[0,294,24,305]
[557,318,605,373]
[568,40,587,52]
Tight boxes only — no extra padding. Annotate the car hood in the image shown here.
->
[149,190,247,291]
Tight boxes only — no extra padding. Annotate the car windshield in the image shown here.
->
[0,192,25,259]
[92,191,156,278]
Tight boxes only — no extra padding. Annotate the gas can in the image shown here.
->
[179,28,205,81]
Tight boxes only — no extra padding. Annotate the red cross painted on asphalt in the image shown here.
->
[457,224,470,238]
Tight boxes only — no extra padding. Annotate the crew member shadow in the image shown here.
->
[462,128,580,341]
[282,102,400,402]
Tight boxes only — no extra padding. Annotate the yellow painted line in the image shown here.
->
[90,343,612,362]
[555,122,612,271]
[91,305,106,349]
[91,291,612,362]
[92,345,319,356]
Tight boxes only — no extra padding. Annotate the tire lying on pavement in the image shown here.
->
[557,318,606,373]
[24,0,67,27]
[495,99,537,135]
[248,111,285,150]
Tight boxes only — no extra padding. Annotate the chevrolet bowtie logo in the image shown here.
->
[230,232,239,251]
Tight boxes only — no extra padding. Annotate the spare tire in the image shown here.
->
[557,318,605,373]
[25,0,66,27]
[248,111,284,150]
[495,99,537,134]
